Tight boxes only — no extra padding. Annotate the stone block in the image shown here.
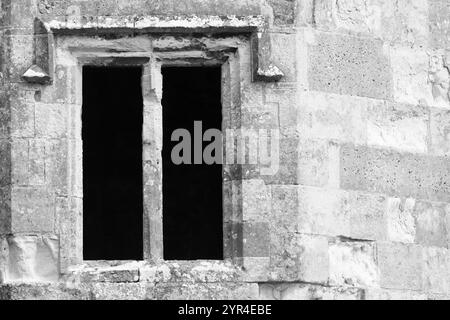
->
[55,196,82,272]
[340,144,450,202]
[269,232,329,283]
[298,91,368,145]
[241,257,270,282]
[44,139,69,195]
[364,288,427,300]
[89,283,149,300]
[10,99,34,138]
[297,139,340,188]
[328,240,379,288]
[367,102,429,154]
[264,86,297,137]
[391,47,434,106]
[40,65,78,104]
[322,0,428,47]
[5,234,59,283]
[35,103,69,138]
[11,187,55,233]
[0,188,11,234]
[11,139,28,186]
[270,185,298,233]
[8,0,38,30]
[386,197,416,243]
[0,140,11,188]
[259,283,363,300]
[297,186,350,237]
[266,0,296,25]
[243,221,270,258]
[377,242,423,291]
[270,33,297,82]
[346,192,387,241]
[422,247,450,294]
[413,200,448,248]
[0,283,89,300]
[308,32,392,99]
[430,108,450,156]
[4,35,34,82]
[296,234,329,284]
[242,179,270,222]
[154,282,259,300]
[259,137,298,185]
[28,139,46,186]
[429,0,450,49]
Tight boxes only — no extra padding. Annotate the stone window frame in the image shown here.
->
[43,18,274,273]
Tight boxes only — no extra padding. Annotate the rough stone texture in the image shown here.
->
[328,240,378,288]
[314,0,429,48]
[429,0,450,49]
[308,32,392,99]
[377,242,423,291]
[340,144,450,203]
[1,0,450,301]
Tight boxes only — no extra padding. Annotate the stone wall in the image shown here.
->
[0,0,450,300]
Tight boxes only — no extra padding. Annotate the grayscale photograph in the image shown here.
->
[0,0,449,306]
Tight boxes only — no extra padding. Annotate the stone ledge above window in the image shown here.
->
[24,15,284,85]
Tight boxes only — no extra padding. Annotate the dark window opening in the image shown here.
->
[162,67,223,260]
[82,66,144,261]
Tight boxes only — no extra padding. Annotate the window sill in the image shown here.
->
[63,260,244,284]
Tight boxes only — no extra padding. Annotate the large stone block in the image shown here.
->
[4,234,59,283]
[297,186,387,240]
[298,186,349,236]
[55,196,82,272]
[263,86,297,137]
[154,282,259,300]
[259,283,363,300]
[422,247,450,294]
[390,47,434,106]
[430,108,450,156]
[429,0,450,49]
[340,144,450,202]
[328,240,379,288]
[243,221,270,258]
[11,187,55,233]
[28,139,45,186]
[297,139,340,188]
[11,139,28,186]
[386,197,416,243]
[308,32,392,99]
[35,103,69,138]
[270,185,298,233]
[346,191,387,241]
[413,200,449,248]
[377,242,423,291]
[4,35,34,82]
[0,188,11,234]
[317,0,429,47]
[0,283,89,300]
[44,138,69,195]
[367,102,429,154]
[10,99,34,138]
[364,288,427,300]
[270,33,297,82]
[0,140,11,187]
[242,179,270,222]
[298,91,368,145]
[269,231,329,283]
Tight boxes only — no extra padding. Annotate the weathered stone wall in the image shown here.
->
[0,0,450,300]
